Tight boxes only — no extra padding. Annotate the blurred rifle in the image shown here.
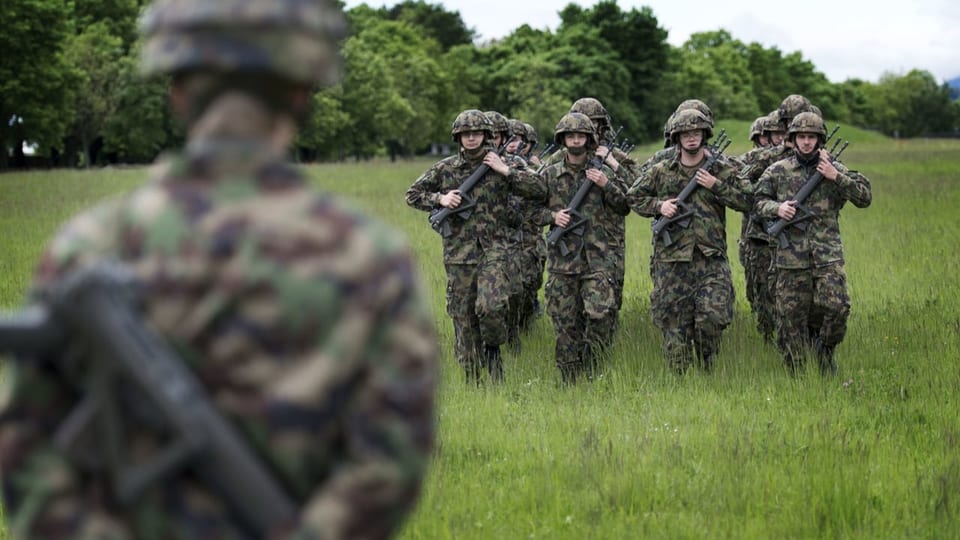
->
[0,264,295,540]
[650,129,731,246]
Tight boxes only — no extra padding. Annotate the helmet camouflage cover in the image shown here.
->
[523,122,538,146]
[451,109,494,142]
[787,111,827,141]
[778,94,822,128]
[669,108,713,143]
[675,99,714,125]
[569,97,610,123]
[749,116,766,142]
[763,110,783,134]
[484,111,510,135]
[139,0,348,86]
[508,119,528,142]
[554,112,597,147]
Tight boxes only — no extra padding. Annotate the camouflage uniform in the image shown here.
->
[0,1,439,539]
[533,113,630,383]
[406,110,530,383]
[736,111,792,342]
[636,100,714,178]
[754,112,872,373]
[627,109,753,373]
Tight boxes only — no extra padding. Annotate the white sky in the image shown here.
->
[343,0,959,84]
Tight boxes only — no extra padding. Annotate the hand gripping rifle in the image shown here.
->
[766,132,848,247]
[650,130,731,246]
[545,125,624,256]
[428,135,519,237]
[0,264,296,540]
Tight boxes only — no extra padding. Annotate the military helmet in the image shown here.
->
[675,99,714,125]
[787,111,827,142]
[669,108,713,143]
[484,111,510,136]
[451,109,494,142]
[508,119,528,141]
[553,112,597,147]
[570,97,609,122]
[749,116,766,143]
[763,110,783,135]
[524,122,538,147]
[139,0,347,86]
[662,112,677,147]
[777,94,822,129]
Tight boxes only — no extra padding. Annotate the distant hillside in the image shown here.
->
[949,76,960,100]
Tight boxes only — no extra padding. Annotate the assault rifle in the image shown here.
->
[546,126,624,256]
[0,264,296,540]
[766,135,849,247]
[537,142,557,160]
[650,130,731,246]
[429,135,518,237]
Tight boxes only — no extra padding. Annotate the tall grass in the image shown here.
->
[1,129,958,539]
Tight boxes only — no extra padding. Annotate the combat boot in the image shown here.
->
[483,344,503,383]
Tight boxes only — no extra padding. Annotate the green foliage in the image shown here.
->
[867,70,957,137]
[386,0,475,51]
[101,52,171,163]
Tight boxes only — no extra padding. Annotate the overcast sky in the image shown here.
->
[343,0,959,84]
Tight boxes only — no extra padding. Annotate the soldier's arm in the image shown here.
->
[754,166,783,218]
[598,165,631,216]
[626,171,663,218]
[404,163,446,211]
[710,161,754,213]
[295,244,439,540]
[833,163,873,209]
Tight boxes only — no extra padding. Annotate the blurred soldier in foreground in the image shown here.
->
[0,0,439,538]
[754,112,872,374]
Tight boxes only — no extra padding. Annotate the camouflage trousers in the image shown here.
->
[507,229,546,343]
[774,263,850,367]
[738,238,777,341]
[445,260,511,371]
[650,253,734,373]
[545,270,618,378]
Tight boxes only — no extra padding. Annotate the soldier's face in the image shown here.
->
[491,133,504,148]
[795,132,819,154]
[757,134,770,147]
[768,130,786,145]
[678,129,703,150]
[564,132,588,149]
[460,130,485,150]
[506,138,523,153]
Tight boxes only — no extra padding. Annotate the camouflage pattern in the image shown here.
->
[777,94,822,130]
[749,116,767,146]
[650,253,735,372]
[139,0,347,85]
[406,133,535,379]
[668,108,713,143]
[755,147,872,369]
[452,109,494,141]
[484,110,510,138]
[788,111,828,140]
[627,147,752,371]
[524,122,539,149]
[553,112,597,146]
[675,99,714,125]
[0,100,439,538]
[533,157,629,380]
[569,97,611,125]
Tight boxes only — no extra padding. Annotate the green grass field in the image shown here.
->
[2,123,959,539]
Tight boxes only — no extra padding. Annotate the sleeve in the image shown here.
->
[600,165,630,216]
[626,170,662,218]
[291,249,439,540]
[404,163,445,212]
[754,166,782,218]
[710,161,754,213]
[833,165,872,209]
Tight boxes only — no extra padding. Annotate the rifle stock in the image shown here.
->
[650,132,731,246]
[0,265,296,540]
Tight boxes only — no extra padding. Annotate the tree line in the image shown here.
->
[2,0,958,170]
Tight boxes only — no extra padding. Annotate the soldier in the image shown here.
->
[748,115,771,148]
[754,112,872,374]
[627,109,752,374]
[637,99,716,177]
[0,0,439,538]
[524,122,542,166]
[405,109,524,384]
[536,112,630,383]
[737,97,824,343]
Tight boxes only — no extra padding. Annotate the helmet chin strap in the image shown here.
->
[567,145,587,156]
[681,143,704,156]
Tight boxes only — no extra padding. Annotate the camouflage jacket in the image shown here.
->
[0,138,439,540]
[737,144,792,242]
[628,152,752,263]
[755,152,872,269]
[534,159,629,275]
[637,145,678,177]
[405,147,534,264]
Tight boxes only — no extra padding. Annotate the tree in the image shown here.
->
[101,52,172,164]
[387,0,475,51]
[669,31,760,121]
[868,70,956,137]
[0,0,78,169]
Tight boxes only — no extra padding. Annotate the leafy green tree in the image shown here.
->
[558,1,670,139]
[674,31,760,120]
[74,0,143,51]
[0,0,78,169]
[63,22,126,167]
[867,70,956,137]
[101,51,172,164]
[387,0,475,51]
[297,86,352,161]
